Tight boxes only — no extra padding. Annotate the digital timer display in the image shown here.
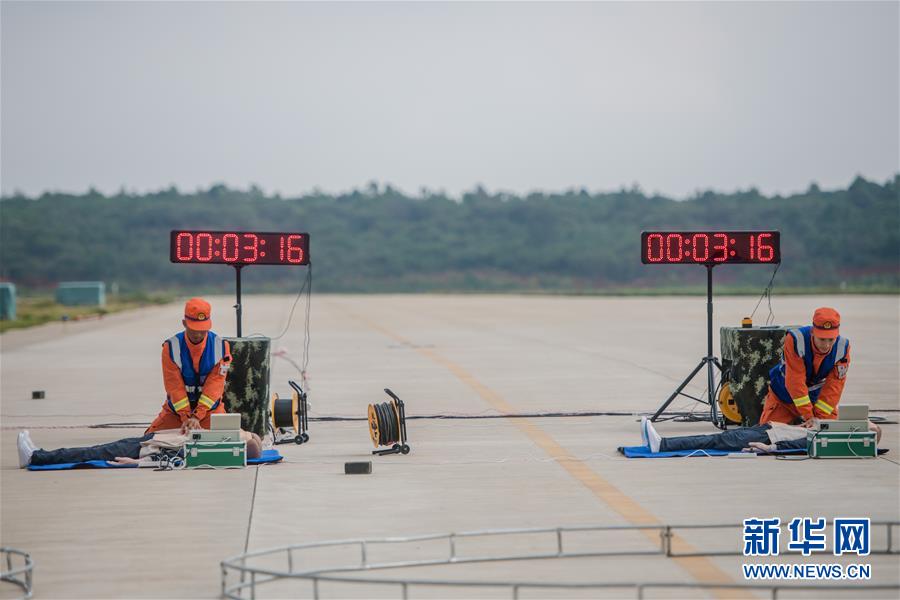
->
[170,230,310,265]
[641,231,780,264]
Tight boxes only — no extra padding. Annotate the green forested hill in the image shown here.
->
[1,176,897,294]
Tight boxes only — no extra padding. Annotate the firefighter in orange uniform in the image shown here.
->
[147,298,231,433]
[759,307,850,427]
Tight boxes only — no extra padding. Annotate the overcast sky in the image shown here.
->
[1,1,897,199]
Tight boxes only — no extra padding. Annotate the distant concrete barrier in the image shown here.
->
[56,281,106,307]
[0,282,15,320]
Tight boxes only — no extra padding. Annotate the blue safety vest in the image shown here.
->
[163,331,227,412]
[768,326,849,405]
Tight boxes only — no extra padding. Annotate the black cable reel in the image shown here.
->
[368,388,410,455]
[270,379,310,445]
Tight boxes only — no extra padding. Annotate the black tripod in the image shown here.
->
[650,264,725,428]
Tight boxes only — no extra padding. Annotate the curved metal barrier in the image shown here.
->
[222,522,899,599]
[1,547,34,600]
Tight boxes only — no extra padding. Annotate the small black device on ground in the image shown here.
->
[344,461,372,474]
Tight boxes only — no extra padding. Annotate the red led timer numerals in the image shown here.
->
[646,233,729,263]
[175,232,195,261]
[691,234,710,262]
[171,230,309,265]
[176,232,262,263]
[279,235,306,264]
[243,234,259,263]
[644,232,777,264]
[749,233,775,262]
[645,234,662,262]
[222,233,240,262]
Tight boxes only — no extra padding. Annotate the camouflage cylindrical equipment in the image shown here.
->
[222,337,271,437]
[720,326,797,426]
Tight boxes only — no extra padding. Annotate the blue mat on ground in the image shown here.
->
[619,445,737,458]
[251,449,284,464]
[28,459,137,470]
[27,449,284,471]
[618,445,887,458]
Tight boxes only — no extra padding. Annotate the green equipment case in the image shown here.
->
[184,441,247,469]
[806,431,877,459]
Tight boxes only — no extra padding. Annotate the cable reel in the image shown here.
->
[368,388,410,455]
[717,381,742,425]
[270,379,310,445]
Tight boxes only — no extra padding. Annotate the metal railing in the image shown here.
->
[1,547,34,600]
[221,521,899,599]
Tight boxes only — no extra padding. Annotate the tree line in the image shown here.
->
[1,176,897,294]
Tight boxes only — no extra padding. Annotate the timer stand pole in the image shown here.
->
[233,265,243,337]
[650,264,725,429]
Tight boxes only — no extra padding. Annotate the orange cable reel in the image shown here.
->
[717,382,742,425]
[367,388,410,455]
[270,380,310,445]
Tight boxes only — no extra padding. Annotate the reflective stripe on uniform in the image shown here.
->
[198,394,216,409]
[172,397,190,412]
[167,335,183,370]
[168,336,225,373]
[788,329,805,359]
[833,337,849,362]
[815,399,835,415]
[793,395,811,407]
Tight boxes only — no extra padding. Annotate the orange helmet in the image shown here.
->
[812,307,840,339]
[183,297,212,331]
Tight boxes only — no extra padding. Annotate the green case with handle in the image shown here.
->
[184,441,247,469]
[807,431,876,459]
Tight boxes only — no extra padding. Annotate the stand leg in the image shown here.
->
[650,359,706,422]
[707,354,721,428]
[705,264,720,428]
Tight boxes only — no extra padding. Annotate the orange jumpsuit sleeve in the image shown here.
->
[783,334,814,421]
[193,340,232,421]
[813,343,849,419]
[161,342,192,422]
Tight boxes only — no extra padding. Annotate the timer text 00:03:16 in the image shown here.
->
[642,232,778,264]
[171,231,309,265]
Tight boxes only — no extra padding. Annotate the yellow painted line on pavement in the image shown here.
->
[340,306,741,595]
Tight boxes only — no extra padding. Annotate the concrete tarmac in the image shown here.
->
[1,294,898,598]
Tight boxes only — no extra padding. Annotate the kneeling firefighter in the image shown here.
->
[147,298,232,433]
[760,307,850,427]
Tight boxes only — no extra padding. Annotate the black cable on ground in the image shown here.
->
[7,409,898,430]
[368,400,404,446]
[373,401,400,445]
